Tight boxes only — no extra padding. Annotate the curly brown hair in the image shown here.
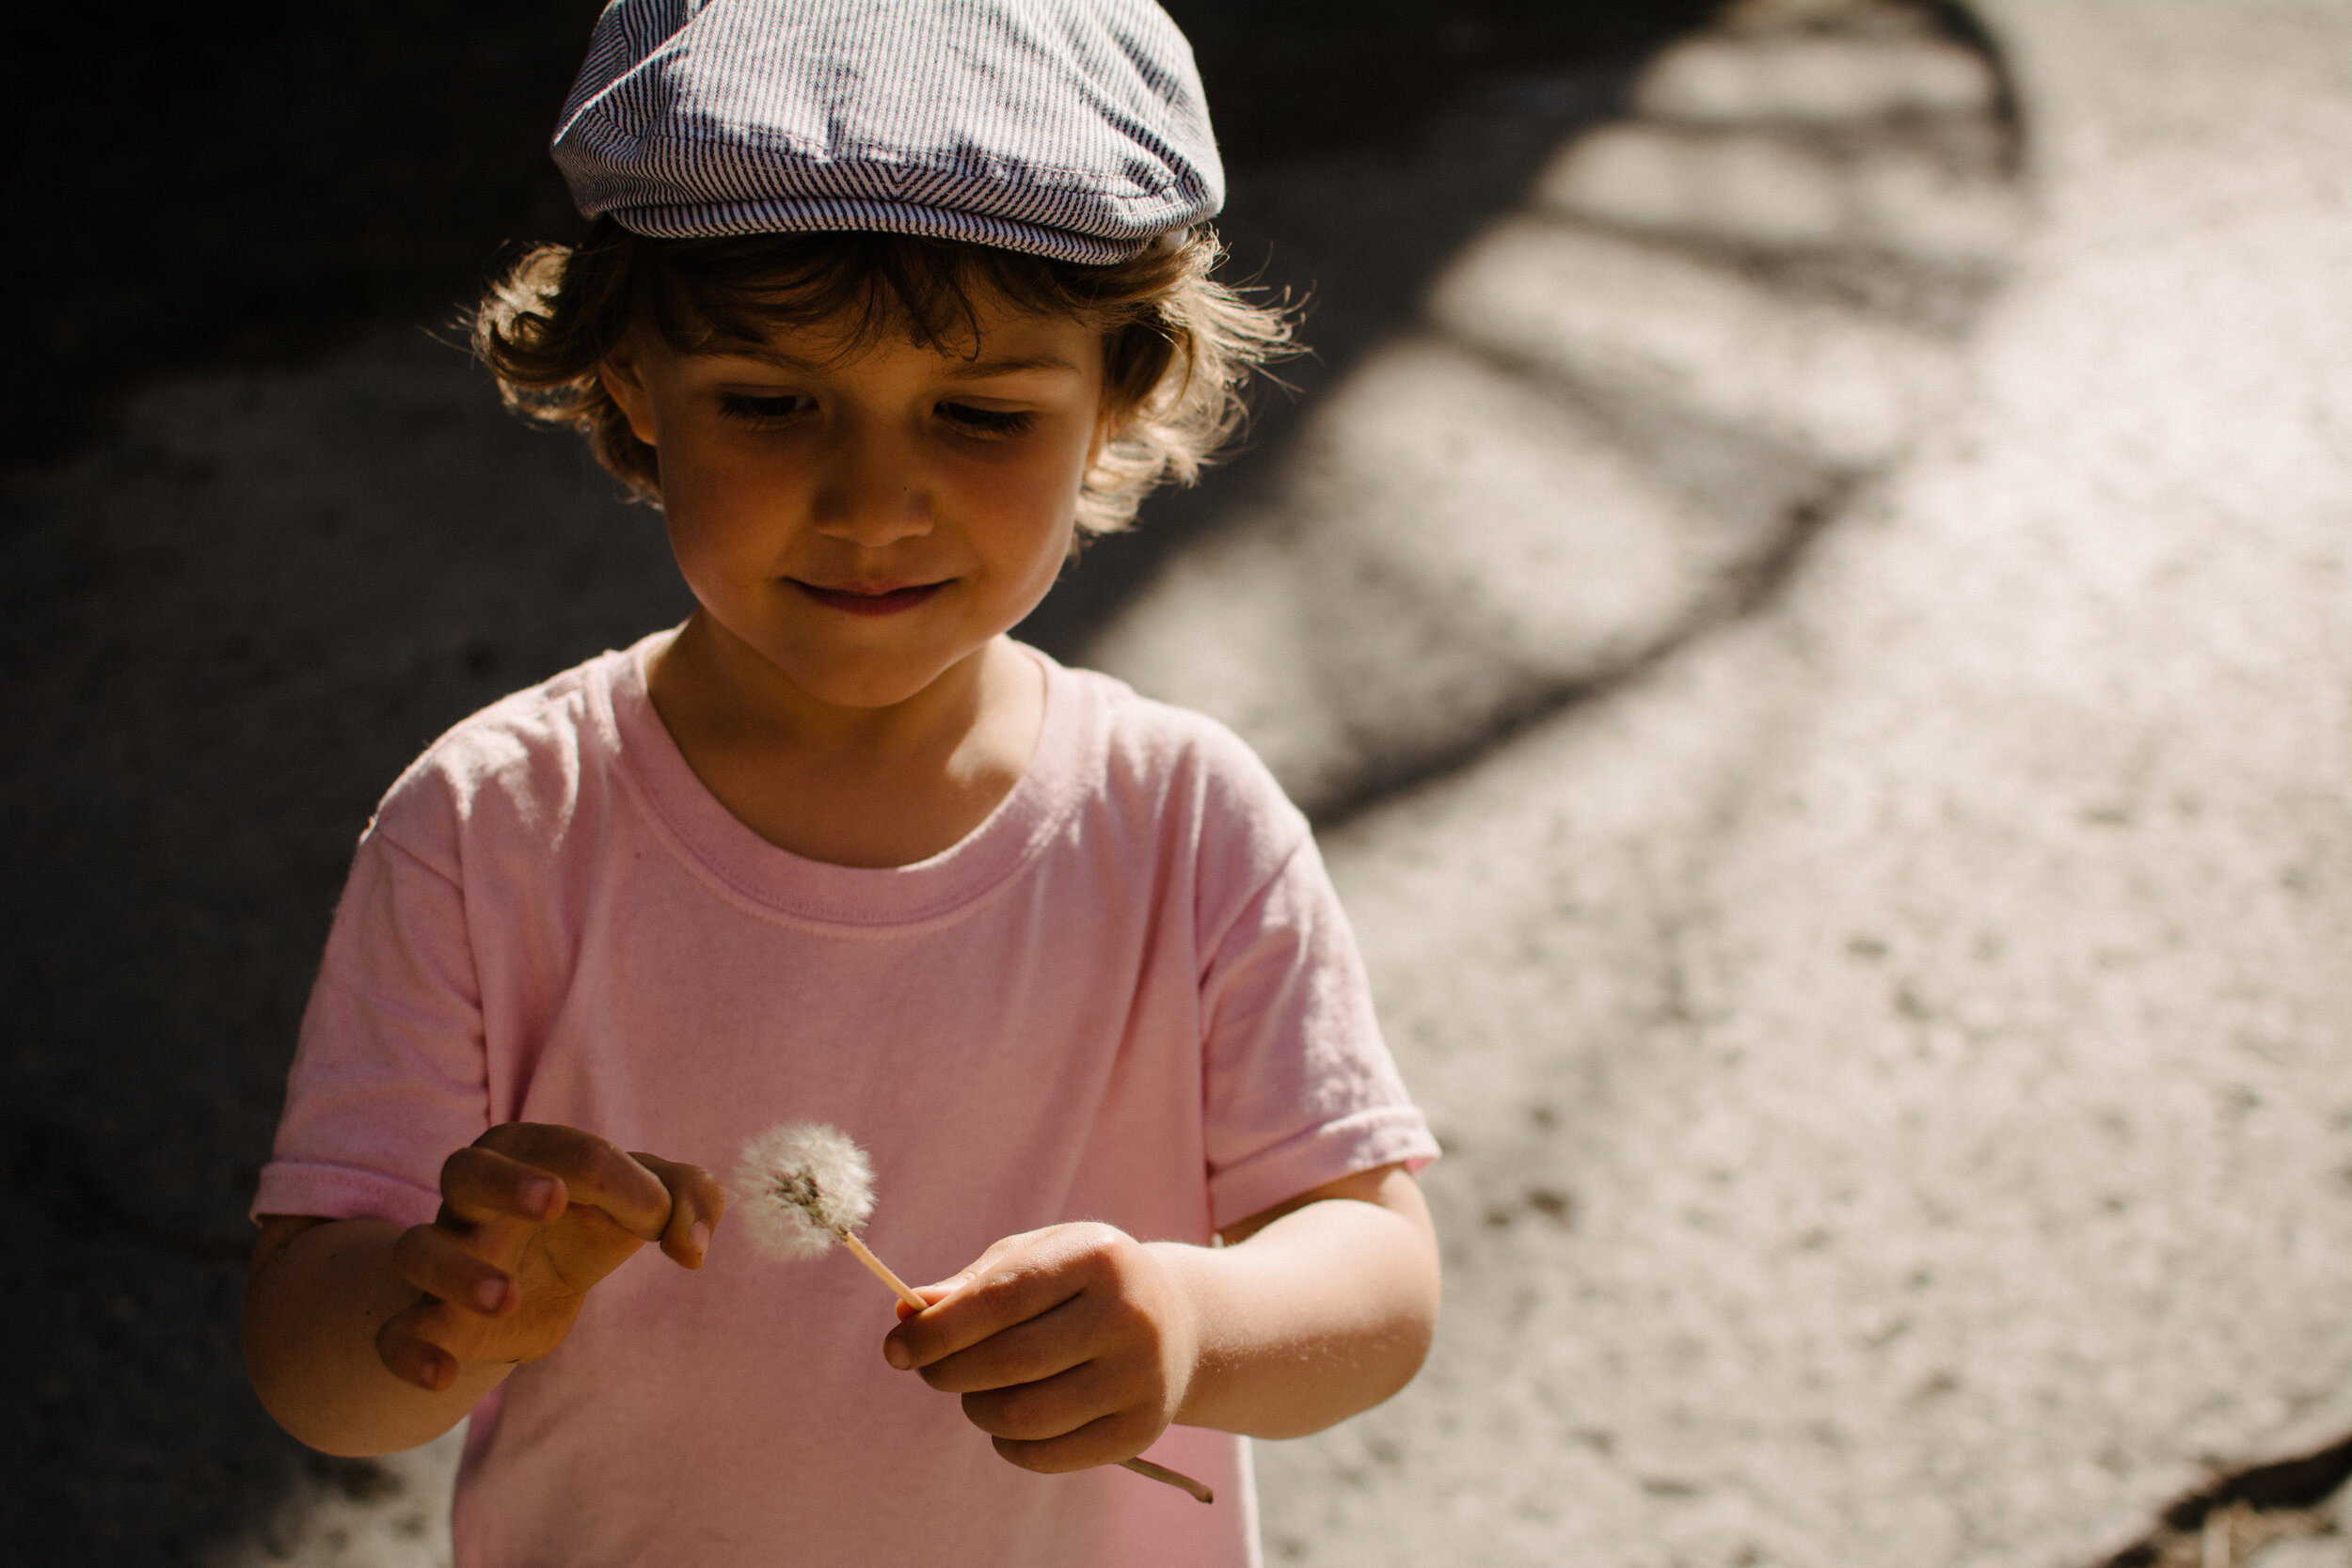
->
[470,218,1295,535]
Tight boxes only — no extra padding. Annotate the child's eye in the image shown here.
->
[938,402,1034,437]
[719,392,816,424]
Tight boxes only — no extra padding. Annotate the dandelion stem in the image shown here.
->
[1122,1456,1215,1505]
[837,1229,927,1310]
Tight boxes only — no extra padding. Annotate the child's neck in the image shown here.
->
[645,614,1046,869]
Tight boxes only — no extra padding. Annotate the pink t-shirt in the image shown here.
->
[256,634,1438,1568]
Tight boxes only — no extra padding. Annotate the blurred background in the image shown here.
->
[4,2,2348,1564]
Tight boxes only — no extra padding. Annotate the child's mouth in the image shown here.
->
[790,579,948,617]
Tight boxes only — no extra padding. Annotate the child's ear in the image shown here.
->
[598,346,660,448]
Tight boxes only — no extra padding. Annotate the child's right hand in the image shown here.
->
[377,1123,726,1392]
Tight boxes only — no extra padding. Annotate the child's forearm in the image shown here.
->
[244,1217,514,1457]
[1152,1165,1440,1440]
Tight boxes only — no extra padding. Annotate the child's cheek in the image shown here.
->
[662,453,801,562]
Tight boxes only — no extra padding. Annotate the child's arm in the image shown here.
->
[882,1163,1438,1472]
[245,1124,726,1457]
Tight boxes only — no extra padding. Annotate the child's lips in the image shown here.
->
[789,579,948,617]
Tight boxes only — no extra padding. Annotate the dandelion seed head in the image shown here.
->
[734,1121,877,1261]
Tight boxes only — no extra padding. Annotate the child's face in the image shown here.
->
[600,288,1106,711]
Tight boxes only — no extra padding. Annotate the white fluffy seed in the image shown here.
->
[734,1122,879,1261]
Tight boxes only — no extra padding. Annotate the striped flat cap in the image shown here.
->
[551,0,1224,263]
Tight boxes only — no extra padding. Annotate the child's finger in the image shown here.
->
[954,1356,1123,1442]
[893,1279,961,1322]
[884,1227,1104,1372]
[475,1123,675,1242]
[886,1228,1044,1323]
[909,1292,1099,1393]
[901,1232,1029,1313]
[391,1221,521,1320]
[375,1300,466,1393]
[988,1412,1158,1477]
[629,1151,727,1267]
[438,1144,569,1228]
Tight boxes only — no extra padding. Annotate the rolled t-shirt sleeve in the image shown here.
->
[1199,829,1439,1232]
[251,802,492,1229]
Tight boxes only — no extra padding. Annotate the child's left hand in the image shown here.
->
[881,1165,1439,1465]
[881,1223,1201,1474]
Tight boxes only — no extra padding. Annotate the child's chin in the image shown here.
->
[785,650,972,711]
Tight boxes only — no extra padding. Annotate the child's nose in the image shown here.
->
[810,425,933,547]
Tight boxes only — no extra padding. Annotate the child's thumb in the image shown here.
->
[892,1273,974,1320]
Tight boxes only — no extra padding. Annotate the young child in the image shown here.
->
[242,2,1441,1562]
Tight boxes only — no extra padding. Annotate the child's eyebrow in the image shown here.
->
[715,347,1083,381]
[938,356,1084,379]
